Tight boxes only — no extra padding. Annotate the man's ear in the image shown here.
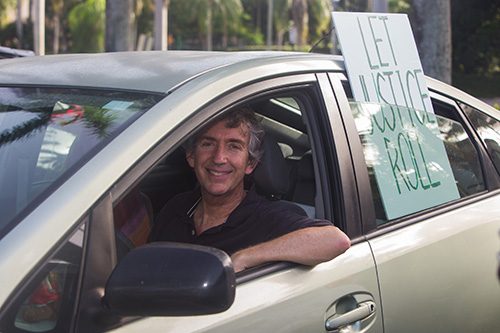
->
[186,151,195,168]
[245,159,259,175]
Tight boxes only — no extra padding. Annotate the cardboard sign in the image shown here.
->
[332,12,460,220]
[351,103,460,220]
[332,12,433,114]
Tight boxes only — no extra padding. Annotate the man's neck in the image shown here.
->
[194,187,247,235]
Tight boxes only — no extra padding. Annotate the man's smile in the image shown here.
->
[207,169,232,176]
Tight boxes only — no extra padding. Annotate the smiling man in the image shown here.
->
[148,107,350,272]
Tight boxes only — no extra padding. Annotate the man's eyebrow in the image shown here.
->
[199,135,246,146]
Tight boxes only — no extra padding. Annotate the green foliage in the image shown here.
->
[452,0,500,75]
[68,0,105,52]
[82,106,117,138]
[308,0,332,45]
[0,0,16,27]
[388,0,412,15]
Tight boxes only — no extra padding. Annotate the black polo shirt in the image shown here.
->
[148,186,332,255]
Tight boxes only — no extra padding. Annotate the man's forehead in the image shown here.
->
[201,119,250,140]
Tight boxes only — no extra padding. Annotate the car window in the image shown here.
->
[350,101,485,224]
[0,224,85,333]
[112,91,325,264]
[0,87,164,239]
[461,102,500,179]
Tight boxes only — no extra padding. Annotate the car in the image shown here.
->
[0,46,35,59]
[0,50,499,333]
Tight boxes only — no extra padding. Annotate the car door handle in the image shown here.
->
[325,301,376,331]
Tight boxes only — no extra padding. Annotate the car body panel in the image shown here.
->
[369,194,500,332]
[109,242,382,333]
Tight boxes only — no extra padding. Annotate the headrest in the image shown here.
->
[297,151,314,180]
[252,135,289,197]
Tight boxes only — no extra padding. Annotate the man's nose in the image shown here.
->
[212,144,227,164]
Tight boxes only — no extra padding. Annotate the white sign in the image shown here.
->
[333,12,460,220]
[332,12,433,114]
[351,103,460,220]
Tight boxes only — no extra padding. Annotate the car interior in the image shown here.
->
[113,94,319,263]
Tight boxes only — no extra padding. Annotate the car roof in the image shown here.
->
[0,51,345,94]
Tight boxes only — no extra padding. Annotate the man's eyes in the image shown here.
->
[200,141,214,148]
[229,143,243,151]
[199,141,243,152]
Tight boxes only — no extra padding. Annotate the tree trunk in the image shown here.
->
[370,0,388,13]
[154,0,169,50]
[206,0,213,51]
[33,0,45,55]
[106,0,133,52]
[292,0,307,50]
[16,0,24,48]
[52,13,60,53]
[413,0,452,84]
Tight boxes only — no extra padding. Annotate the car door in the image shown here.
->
[333,72,500,332]
[75,72,384,332]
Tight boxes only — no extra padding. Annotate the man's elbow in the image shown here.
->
[325,226,351,261]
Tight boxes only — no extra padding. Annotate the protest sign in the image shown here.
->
[332,12,433,113]
[332,12,460,220]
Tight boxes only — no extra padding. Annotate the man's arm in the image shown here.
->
[230,225,350,273]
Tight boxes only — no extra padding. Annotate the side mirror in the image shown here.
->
[102,243,235,316]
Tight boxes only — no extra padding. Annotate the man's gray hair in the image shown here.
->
[183,106,265,163]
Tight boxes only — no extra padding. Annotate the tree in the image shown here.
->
[274,0,291,49]
[451,0,500,75]
[0,0,16,27]
[154,0,169,50]
[291,0,307,50]
[412,0,451,84]
[49,0,63,53]
[188,0,242,51]
[69,0,105,52]
[33,0,45,55]
[105,0,133,51]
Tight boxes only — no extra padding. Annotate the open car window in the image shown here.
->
[112,90,325,269]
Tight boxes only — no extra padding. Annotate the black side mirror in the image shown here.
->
[102,242,235,316]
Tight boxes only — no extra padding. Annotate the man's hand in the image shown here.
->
[230,225,350,273]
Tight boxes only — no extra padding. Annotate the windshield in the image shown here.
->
[0,87,164,238]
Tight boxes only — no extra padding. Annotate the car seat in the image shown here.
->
[252,134,307,216]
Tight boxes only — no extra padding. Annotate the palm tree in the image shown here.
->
[413,0,451,83]
[291,0,307,50]
[49,0,63,53]
[154,0,169,50]
[189,0,242,51]
[291,0,330,50]
[105,0,133,51]
[274,0,292,49]
[69,0,105,52]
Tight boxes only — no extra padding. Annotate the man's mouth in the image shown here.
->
[208,169,231,176]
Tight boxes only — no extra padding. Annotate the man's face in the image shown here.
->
[186,120,257,198]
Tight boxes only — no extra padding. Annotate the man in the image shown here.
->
[148,107,350,272]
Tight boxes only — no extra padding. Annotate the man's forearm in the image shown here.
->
[231,225,350,272]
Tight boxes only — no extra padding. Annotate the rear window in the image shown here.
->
[0,87,164,238]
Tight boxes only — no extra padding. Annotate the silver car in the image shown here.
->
[0,51,499,332]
